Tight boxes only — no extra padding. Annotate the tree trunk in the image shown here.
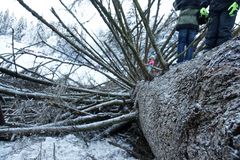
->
[136,37,240,160]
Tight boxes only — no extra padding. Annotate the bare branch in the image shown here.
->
[0,112,137,135]
[133,0,168,70]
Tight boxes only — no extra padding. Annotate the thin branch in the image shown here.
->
[0,112,138,135]
[133,0,168,71]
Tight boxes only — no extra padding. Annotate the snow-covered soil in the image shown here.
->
[0,134,136,160]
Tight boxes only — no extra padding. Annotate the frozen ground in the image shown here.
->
[0,134,136,160]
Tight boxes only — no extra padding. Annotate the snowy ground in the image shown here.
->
[0,134,136,160]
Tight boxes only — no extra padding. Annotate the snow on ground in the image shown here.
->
[0,134,136,160]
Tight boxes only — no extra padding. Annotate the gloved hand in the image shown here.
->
[228,2,239,16]
[200,7,209,17]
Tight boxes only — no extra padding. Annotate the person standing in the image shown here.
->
[174,0,202,63]
[146,48,156,74]
[200,0,239,49]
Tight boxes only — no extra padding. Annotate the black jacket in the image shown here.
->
[200,0,240,12]
[175,0,201,10]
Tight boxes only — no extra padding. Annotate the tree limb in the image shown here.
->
[0,111,138,135]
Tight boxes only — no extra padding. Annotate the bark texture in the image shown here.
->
[136,37,240,160]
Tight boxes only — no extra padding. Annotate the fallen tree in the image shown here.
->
[1,0,176,140]
[136,37,240,159]
[0,1,240,159]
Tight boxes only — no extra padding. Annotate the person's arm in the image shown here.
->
[200,0,210,8]
[173,0,181,10]
[200,0,210,17]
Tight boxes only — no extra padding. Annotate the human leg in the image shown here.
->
[205,12,220,49]
[177,29,187,63]
[185,29,197,61]
[217,10,237,46]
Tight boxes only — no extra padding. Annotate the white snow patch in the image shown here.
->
[0,134,136,160]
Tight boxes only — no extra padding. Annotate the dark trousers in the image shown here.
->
[177,29,197,63]
[205,10,237,49]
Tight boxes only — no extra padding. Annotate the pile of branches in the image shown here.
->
[0,74,136,138]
